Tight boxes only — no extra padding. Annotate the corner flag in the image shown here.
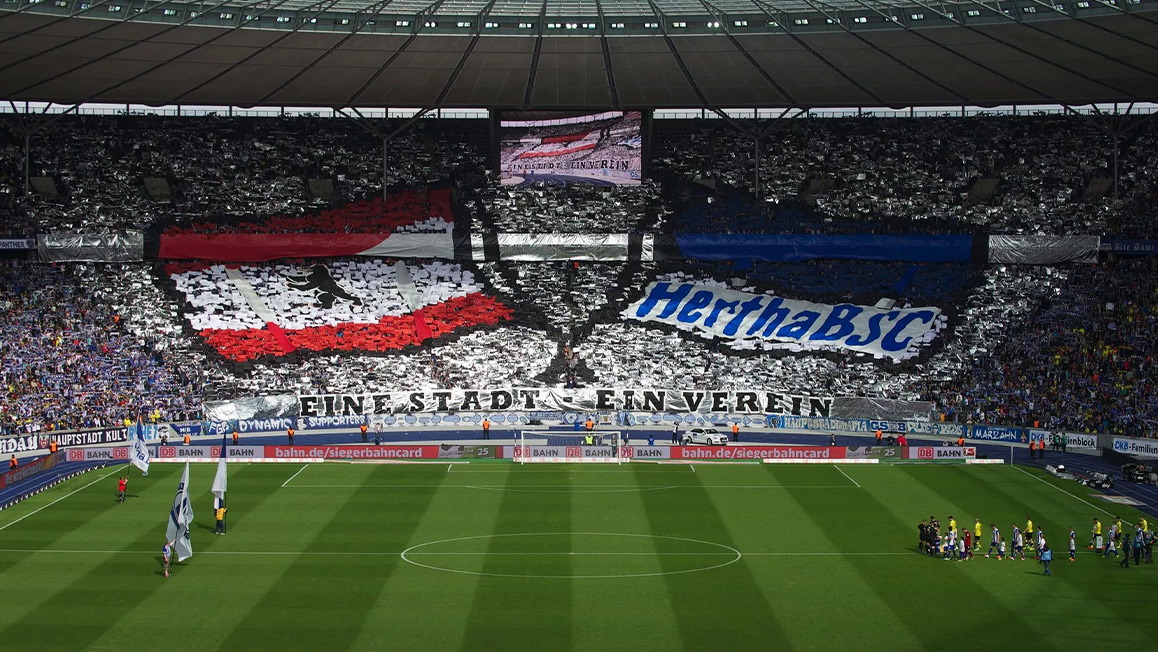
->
[165,462,194,561]
[129,417,150,476]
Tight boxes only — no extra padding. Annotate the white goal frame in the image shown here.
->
[515,431,627,464]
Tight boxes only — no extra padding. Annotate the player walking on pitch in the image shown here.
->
[987,524,1001,558]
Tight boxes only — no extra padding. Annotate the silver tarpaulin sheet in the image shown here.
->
[204,395,300,422]
[497,234,629,261]
[988,235,1100,264]
[38,232,145,262]
[831,397,934,421]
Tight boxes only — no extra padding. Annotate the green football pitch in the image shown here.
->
[0,461,1154,652]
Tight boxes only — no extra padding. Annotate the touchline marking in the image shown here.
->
[281,464,309,488]
[0,469,120,532]
[1011,464,1117,517]
[834,465,861,488]
[284,484,858,489]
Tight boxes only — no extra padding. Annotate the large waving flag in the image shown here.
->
[168,259,512,362]
[165,463,194,562]
[129,417,150,476]
[211,436,228,512]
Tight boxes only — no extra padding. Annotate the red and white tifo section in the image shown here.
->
[62,444,988,465]
[167,259,512,362]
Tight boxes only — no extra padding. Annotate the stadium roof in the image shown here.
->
[1,0,1157,109]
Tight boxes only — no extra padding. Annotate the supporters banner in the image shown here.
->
[159,232,455,262]
[623,281,942,360]
[776,416,966,438]
[672,446,846,461]
[1112,437,1158,458]
[1102,238,1158,256]
[968,425,1026,443]
[903,446,976,460]
[0,435,40,455]
[299,388,833,418]
[42,428,130,449]
[1027,429,1098,451]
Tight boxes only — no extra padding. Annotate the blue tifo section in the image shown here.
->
[675,234,974,263]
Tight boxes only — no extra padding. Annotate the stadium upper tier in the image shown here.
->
[2,1,1157,108]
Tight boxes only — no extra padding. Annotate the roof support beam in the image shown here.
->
[644,0,710,107]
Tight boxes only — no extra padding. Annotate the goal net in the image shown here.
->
[515,431,626,464]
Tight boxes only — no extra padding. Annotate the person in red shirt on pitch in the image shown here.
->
[117,476,128,503]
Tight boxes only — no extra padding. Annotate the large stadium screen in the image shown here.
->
[499,111,643,186]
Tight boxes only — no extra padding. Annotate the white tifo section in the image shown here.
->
[171,260,482,331]
[225,267,278,324]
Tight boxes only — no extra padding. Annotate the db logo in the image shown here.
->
[566,447,581,458]
[113,448,129,460]
[67,449,85,462]
[917,448,934,459]
[159,446,177,458]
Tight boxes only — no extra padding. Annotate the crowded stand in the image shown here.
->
[474,181,668,233]
[1,115,488,234]
[654,115,1158,236]
[0,112,1156,440]
[0,261,204,434]
[930,258,1158,437]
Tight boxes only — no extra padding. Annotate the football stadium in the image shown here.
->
[2,1,1158,650]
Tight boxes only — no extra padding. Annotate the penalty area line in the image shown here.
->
[0,468,121,532]
[834,465,861,488]
[281,464,310,488]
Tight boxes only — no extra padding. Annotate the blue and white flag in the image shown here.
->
[129,419,151,476]
[211,436,228,511]
[165,462,194,561]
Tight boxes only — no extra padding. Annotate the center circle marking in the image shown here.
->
[400,532,742,579]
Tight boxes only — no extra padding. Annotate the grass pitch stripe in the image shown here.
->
[460,466,573,652]
[213,464,445,652]
[634,464,797,652]
[0,468,121,532]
